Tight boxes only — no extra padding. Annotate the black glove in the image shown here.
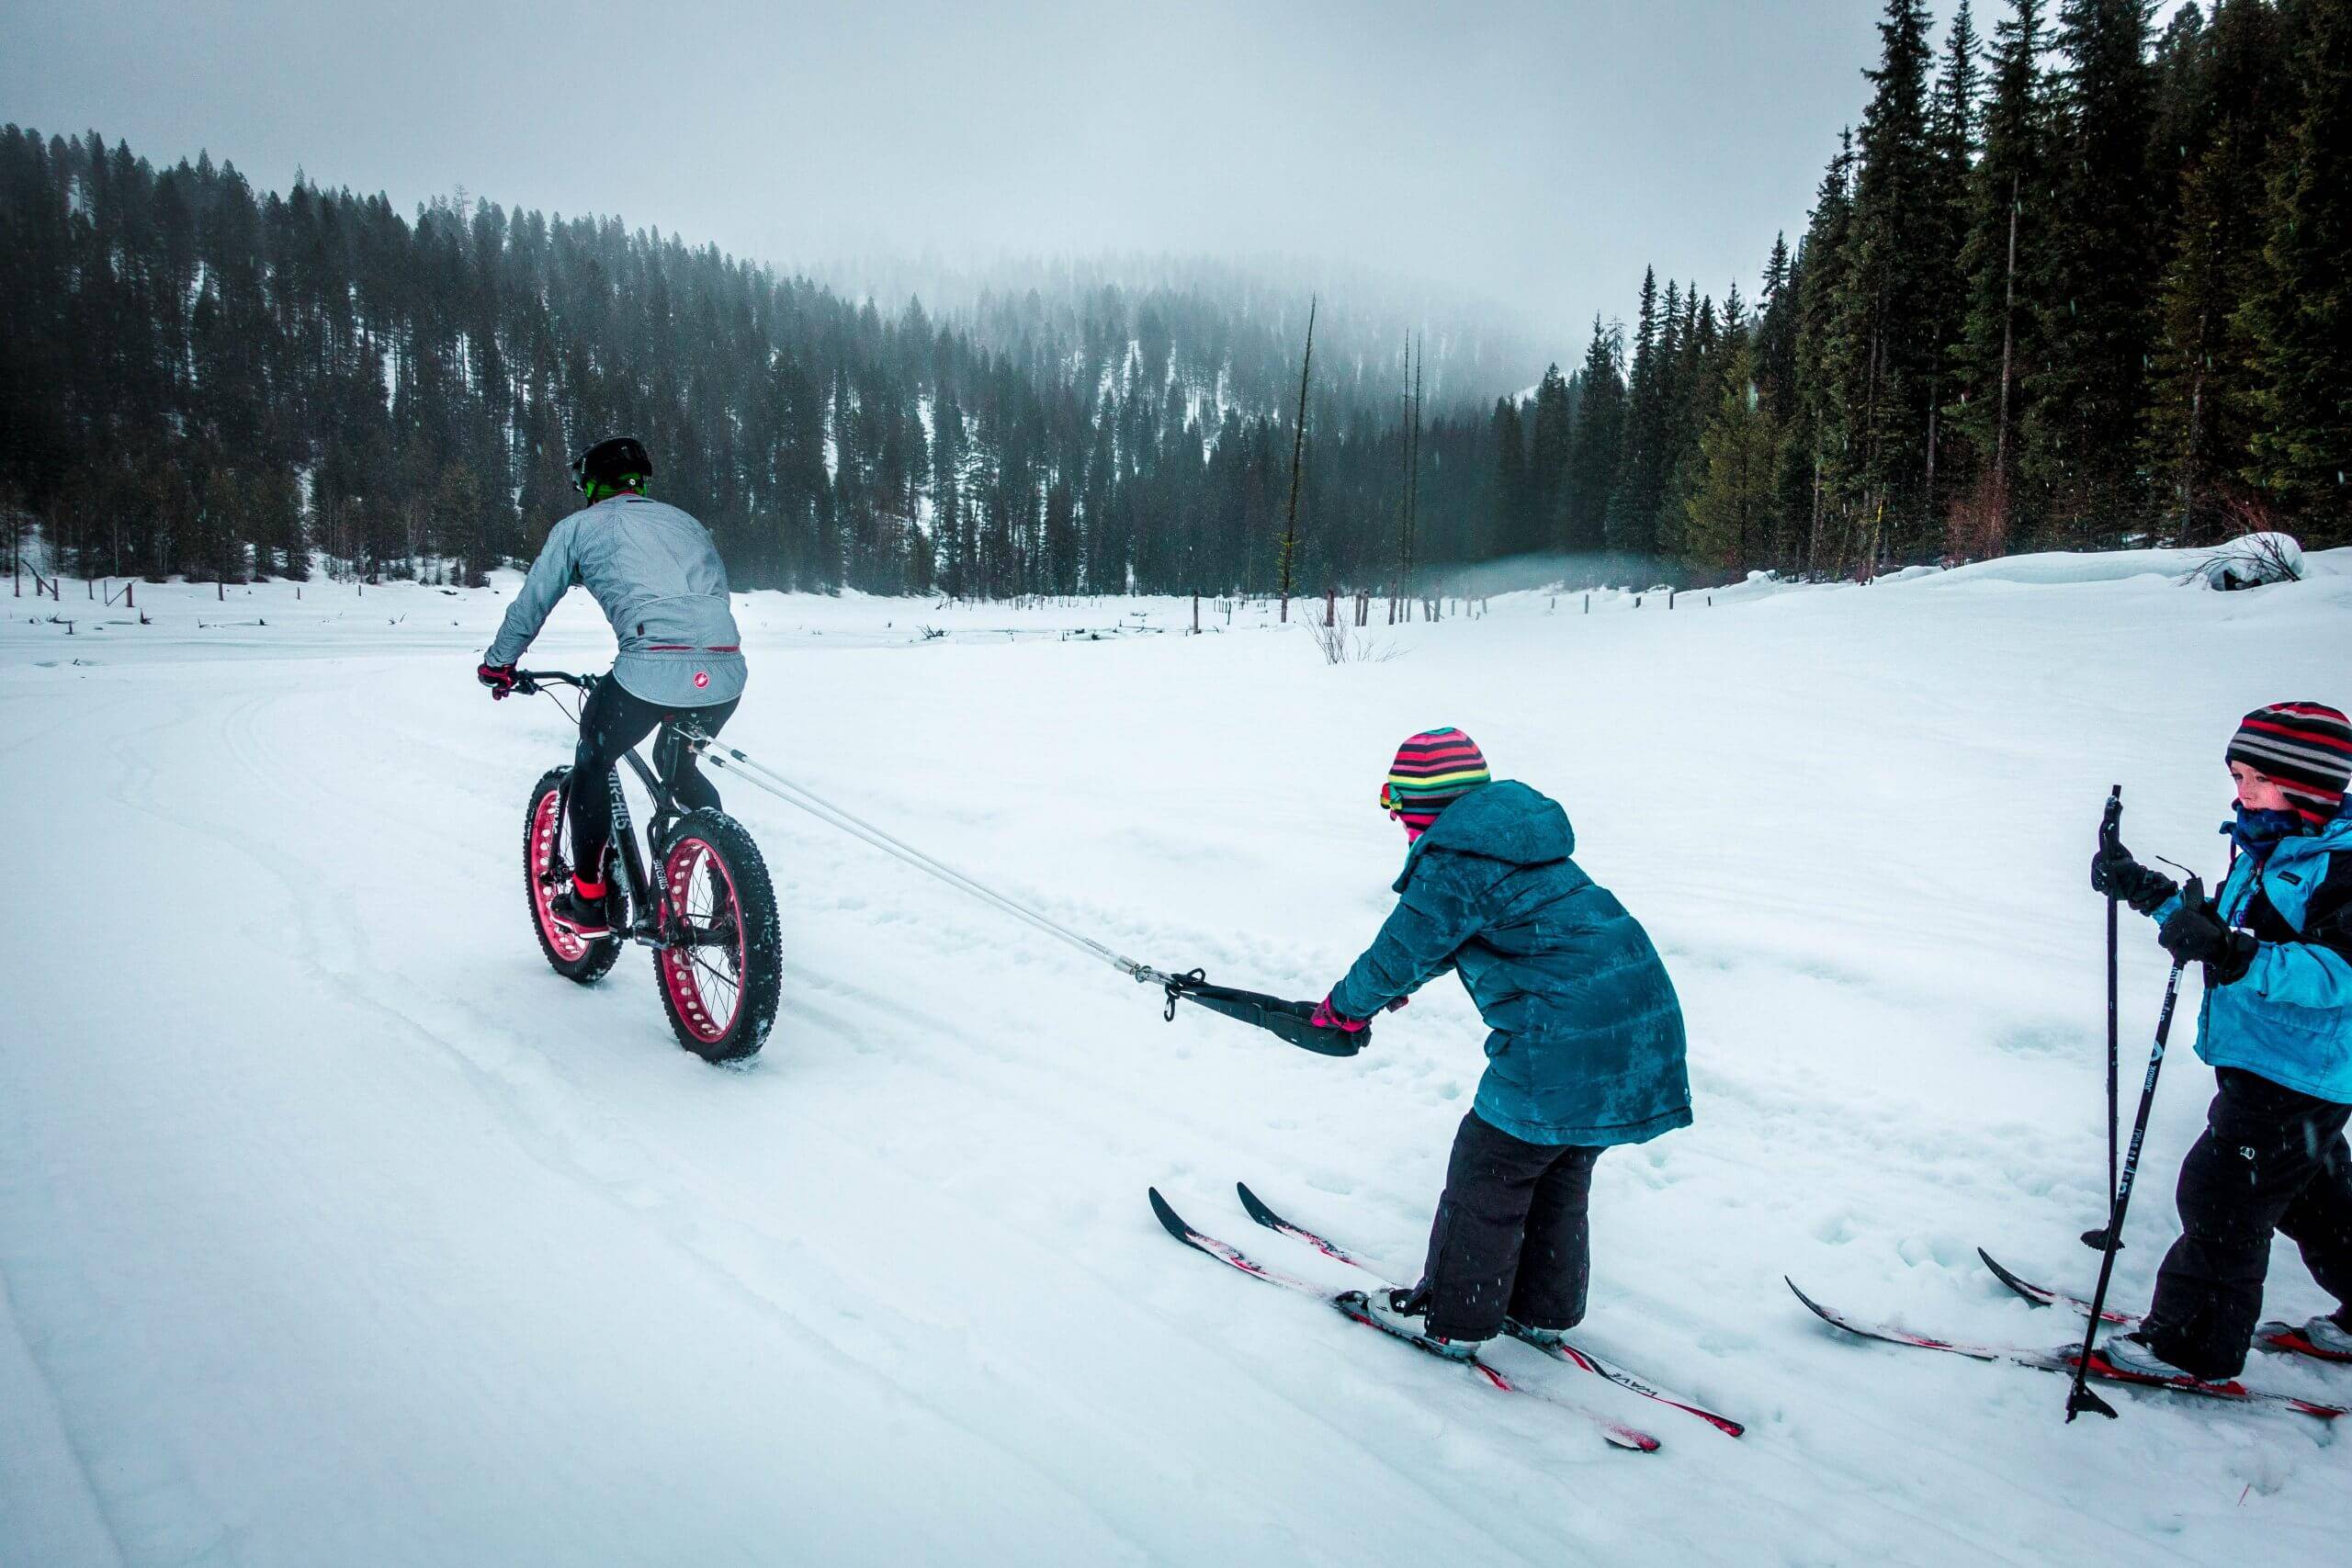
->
[478,660,517,700]
[2157,899,2257,985]
[2091,840,2177,915]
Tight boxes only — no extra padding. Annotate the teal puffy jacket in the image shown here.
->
[2152,813,2352,1104]
[1329,781,1692,1146]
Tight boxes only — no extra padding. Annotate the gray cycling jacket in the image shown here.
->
[484,494,748,706]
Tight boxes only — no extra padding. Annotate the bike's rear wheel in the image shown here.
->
[525,768,622,984]
[654,809,781,1063]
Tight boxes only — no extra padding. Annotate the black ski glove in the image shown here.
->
[2157,900,2257,985]
[2091,840,2177,915]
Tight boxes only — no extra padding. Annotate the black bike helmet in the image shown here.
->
[571,436,653,497]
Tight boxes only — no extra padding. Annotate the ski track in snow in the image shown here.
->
[5,557,2349,1565]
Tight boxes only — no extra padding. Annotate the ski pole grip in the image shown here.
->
[2099,785,2122,852]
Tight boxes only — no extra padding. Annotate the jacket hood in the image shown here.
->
[2226,809,2352,859]
[1396,780,1573,889]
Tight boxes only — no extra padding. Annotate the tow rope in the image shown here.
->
[681,732,1364,1055]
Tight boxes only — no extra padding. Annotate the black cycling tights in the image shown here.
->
[567,680,739,885]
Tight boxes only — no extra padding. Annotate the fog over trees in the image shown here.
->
[3,0,2344,595]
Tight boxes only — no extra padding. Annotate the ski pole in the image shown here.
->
[2065,875,2199,1423]
[2082,785,2124,1253]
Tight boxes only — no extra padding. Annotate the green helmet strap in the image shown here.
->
[582,475,646,503]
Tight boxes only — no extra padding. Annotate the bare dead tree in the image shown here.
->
[1406,337,1423,615]
[1277,297,1316,623]
[1992,174,2019,547]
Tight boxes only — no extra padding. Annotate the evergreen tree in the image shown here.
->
[1526,362,1576,551]
[1756,233,1800,420]
[1920,0,1980,530]
[1564,317,1623,553]
[1792,130,1860,575]
[1686,338,1785,573]
[2024,0,2160,545]
[2241,0,2352,545]
[2146,0,2292,542]
[1608,267,1667,556]
[1838,0,1944,564]
[1951,0,2053,554]
[1490,394,1530,554]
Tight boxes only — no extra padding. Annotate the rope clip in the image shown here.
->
[1162,967,1206,1021]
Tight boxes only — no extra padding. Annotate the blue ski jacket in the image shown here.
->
[2152,813,2352,1105]
[1328,781,1692,1146]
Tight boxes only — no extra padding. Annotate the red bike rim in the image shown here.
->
[531,789,588,962]
[660,835,746,1043]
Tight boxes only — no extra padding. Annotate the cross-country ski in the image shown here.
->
[1978,1249,2352,1365]
[1787,1279,2347,1420]
[1148,1189,1663,1451]
[1235,1181,1745,1436]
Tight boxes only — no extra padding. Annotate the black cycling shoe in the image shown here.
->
[548,880,619,938]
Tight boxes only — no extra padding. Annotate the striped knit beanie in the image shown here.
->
[1382,728,1491,836]
[2227,702,2352,827]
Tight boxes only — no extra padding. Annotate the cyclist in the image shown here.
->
[478,436,748,937]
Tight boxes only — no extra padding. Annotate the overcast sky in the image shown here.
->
[0,1,2187,359]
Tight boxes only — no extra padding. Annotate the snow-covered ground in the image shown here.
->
[4,551,2348,1566]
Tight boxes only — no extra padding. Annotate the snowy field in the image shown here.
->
[4,549,2349,1566]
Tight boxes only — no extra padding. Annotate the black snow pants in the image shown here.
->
[2139,1067,2352,1381]
[1415,1109,1603,1343]
[569,679,739,877]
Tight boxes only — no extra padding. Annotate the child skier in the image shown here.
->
[1305,728,1692,1357]
[2090,701,2352,1380]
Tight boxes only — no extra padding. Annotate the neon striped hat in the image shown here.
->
[2227,702,2352,827]
[1380,728,1491,836]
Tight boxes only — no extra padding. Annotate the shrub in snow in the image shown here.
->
[1302,616,1396,665]
[2192,531,2303,591]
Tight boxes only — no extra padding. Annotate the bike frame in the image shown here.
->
[516,670,718,948]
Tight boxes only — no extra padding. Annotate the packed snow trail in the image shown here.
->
[5,557,2350,1564]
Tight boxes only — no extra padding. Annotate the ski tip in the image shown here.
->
[1976,1249,2044,1303]
[1147,1187,1193,1241]
[1604,1426,1665,1454]
[1235,1181,1278,1225]
[1784,1277,1840,1328]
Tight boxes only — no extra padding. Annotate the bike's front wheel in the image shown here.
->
[525,767,622,984]
[654,809,782,1063]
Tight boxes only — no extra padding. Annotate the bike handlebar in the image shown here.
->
[513,670,597,696]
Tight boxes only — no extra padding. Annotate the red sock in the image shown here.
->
[572,873,607,899]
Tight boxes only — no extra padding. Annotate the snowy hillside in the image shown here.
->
[5,553,2349,1565]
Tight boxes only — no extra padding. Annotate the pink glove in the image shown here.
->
[1309,995,1370,1033]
